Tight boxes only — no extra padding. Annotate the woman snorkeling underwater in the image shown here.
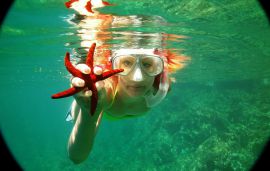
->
[66,45,172,163]
[52,0,189,164]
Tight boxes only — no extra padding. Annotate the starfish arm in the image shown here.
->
[86,43,96,70]
[99,69,124,80]
[90,86,98,116]
[65,52,84,78]
[51,87,83,99]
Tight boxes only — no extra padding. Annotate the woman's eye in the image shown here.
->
[123,60,132,67]
[142,62,152,68]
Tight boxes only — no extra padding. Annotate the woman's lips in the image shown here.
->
[127,85,145,91]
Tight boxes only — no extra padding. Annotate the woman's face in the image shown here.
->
[113,53,163,98]
[117,66,155,98]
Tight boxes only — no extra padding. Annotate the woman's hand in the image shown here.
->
[71,64,105,111]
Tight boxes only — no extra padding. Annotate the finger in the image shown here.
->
[95,81,105,91]
[93,66,103,75]
[71,77,85,87]
[75,64,91,74]
[84,90,92,97]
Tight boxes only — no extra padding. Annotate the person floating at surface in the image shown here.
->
[58,0,189,164]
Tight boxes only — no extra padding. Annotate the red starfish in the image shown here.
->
[51,43,123,116]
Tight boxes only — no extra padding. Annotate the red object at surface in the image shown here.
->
[85,1,94,13]
[65,0,79,8]
[51,43,123,116]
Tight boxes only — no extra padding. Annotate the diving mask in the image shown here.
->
[111,49,164,77]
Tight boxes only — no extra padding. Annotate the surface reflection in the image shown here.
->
[64,1,189,76]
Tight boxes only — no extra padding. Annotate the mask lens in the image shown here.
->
[141,56,163,76]
[113,55,137,75]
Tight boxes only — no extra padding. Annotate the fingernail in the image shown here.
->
[94,66,103,75]
[83,68,91,74]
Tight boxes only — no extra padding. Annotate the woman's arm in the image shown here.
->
[67,95,103,164]
[67,64,110,164]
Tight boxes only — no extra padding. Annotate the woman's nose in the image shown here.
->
[131,67,144,82]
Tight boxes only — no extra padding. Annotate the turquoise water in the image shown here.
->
[0,0,270,170]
